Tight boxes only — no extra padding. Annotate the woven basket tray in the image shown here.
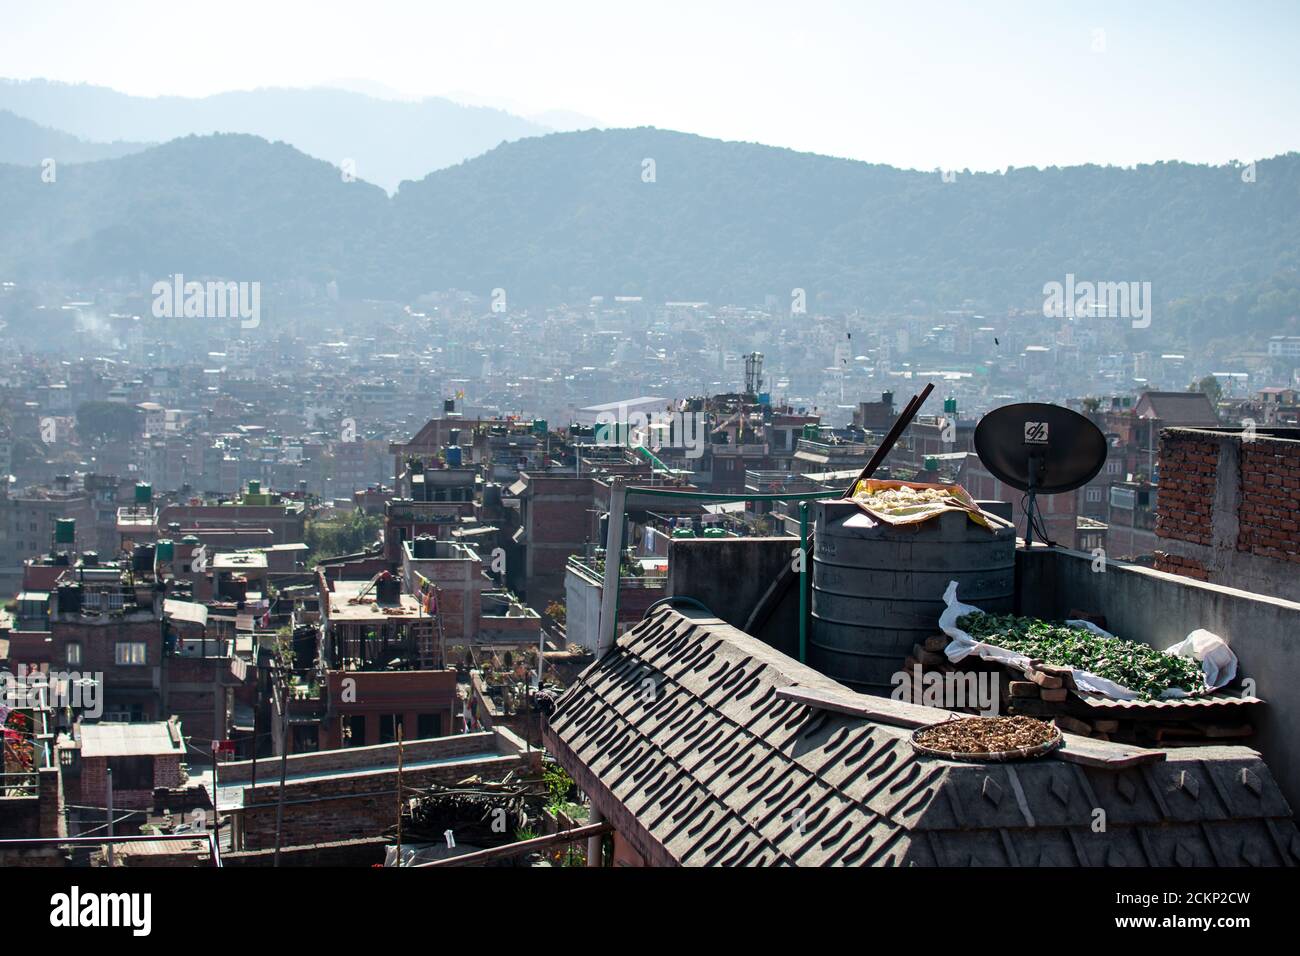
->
[910,720,1063,762]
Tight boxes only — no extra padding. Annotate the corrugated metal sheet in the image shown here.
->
[164,599,208,627]
[80,722,181,758]
[1077,692,1263,711]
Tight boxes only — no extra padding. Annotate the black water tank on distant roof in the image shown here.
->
[57,583,82,614]
[376,576,401,605]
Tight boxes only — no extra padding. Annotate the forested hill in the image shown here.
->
[1,127,1296,337]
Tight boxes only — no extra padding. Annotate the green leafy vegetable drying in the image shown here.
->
[954,612,1204,700]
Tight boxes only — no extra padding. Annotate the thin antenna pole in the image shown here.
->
[106,768,114,866]
[395,724,404,866]
[273,665,290,867]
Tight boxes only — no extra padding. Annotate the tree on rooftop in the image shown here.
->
[1194,375,1223,404]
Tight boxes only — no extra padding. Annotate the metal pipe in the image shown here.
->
[596,477,627,657]
[798,501,809,664]
[623,487,844,504]
[273,667,290,867]
[843,382,935,496]
[105,768,114,867]
[416,821,613,867]
[586,807,605,867]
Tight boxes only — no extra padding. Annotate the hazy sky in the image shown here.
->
[2,0,1297,171]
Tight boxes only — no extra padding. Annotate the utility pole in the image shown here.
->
[395,725,404,866]
[273,663,290,867]
[250,692,258,791]
[211,741,220,851]
[106,767,114,866]
[596,477,627,657]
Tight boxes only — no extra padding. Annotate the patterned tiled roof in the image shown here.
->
[545,607,1300,866]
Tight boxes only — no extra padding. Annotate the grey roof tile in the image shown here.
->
[545,607,1300,866]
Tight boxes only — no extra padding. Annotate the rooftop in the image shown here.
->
[327,579,425,622]
[547,607,1300,866]
[79,721,183,759]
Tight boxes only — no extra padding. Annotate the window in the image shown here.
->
[107,756,153,790]
[115,642,147,666]
[66,642,82,667]
[380,713,404,744]
[346,714,367,747]
[417,713,442,739]
[1086,487,1102,503]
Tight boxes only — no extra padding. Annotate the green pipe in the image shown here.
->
[799,500,809,664]
[634,445,673,475]
[625,486,845,504]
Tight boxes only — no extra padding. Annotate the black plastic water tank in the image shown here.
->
[809,499,1014,695]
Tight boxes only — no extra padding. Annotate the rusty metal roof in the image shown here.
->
[1076,691,1264,712]
[546,607,1300,867]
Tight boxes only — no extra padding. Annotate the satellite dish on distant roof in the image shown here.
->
[974,402,1107,547]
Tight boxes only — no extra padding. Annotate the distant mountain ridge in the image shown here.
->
[0,109,152,165]
[0,79,552,192]
[0,127,1297,340]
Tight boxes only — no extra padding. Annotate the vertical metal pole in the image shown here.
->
[273,668,290,866]
[586,807,604,867]
[395,725,404,866]
[106,767,114,866]
[596,477,626,657]
[798,501,809,664]
[211,742,220,851]
[536,623,545,691]
[250,691,258,791]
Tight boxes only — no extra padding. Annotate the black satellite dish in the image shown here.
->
[973,402,1107,547]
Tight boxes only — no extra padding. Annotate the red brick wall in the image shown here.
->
[238,750,530,848]
[164,656,236,746]
[616,584,665,626]
[1154,434,1218,547]
[80,754,183,810]
[1153,551,1210,581]
[1237,438,1300,563]
[524,477,603,606]
[319,670,458,750]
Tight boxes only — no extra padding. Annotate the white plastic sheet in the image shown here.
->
[938,581,1238,701]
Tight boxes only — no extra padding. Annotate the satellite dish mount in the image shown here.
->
[974,405,1107,549]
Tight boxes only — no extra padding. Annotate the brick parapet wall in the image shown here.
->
[1237,439,1300,563]
[1154,434,1219,547]
[238,751,527,848]
[1155,428,1300,599]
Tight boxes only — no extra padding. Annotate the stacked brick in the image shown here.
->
[1154,434,1218,547]
[903,634,1260,747]
[1153,551,1210,580]
[1237,438,1300,563]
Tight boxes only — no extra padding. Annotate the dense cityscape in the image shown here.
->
[2,1,1299,933]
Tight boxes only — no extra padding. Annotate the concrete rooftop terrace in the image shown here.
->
[326,579,425,622]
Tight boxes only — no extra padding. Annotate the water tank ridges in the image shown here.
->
[808,499,1014,696]
[376,576,402,605]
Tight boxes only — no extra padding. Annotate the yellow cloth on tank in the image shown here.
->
[848,478,995,531]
